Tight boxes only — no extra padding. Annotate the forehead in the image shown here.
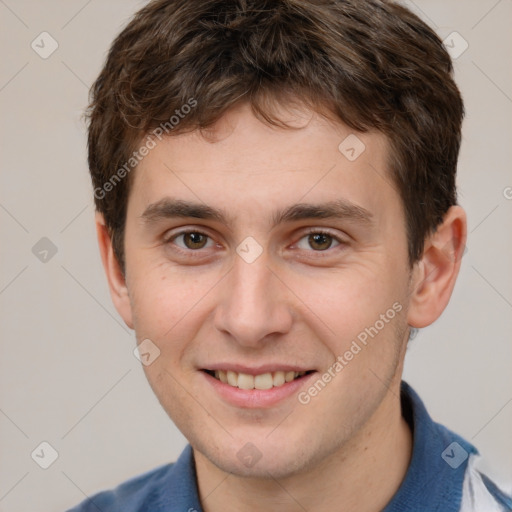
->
[128,103,399,225]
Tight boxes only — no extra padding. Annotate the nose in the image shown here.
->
[213,252,293,348]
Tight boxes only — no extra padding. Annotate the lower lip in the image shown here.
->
[202,371,317,408]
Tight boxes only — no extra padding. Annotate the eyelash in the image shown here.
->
[165,227,347,258]
[296,227,344,252]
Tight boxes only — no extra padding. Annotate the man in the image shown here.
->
[68,0,511,510]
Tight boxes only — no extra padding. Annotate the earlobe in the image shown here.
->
[407,206,467,329]
[95,212,134,330]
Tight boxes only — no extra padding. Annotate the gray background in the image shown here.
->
[0,1,511,510]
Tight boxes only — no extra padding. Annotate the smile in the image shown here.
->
[204,369,311,390]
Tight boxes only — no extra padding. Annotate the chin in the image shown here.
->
[215,450,308,480]
[193,430,326,480]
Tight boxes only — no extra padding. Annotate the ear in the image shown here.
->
[95,212,134,329]
[407,205,467,328]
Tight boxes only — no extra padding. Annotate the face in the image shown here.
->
[120,103,414,478]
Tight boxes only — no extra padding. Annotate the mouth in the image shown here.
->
[202,369,315,390]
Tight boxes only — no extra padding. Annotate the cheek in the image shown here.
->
[127,261,228,362]
[292,262,404,347]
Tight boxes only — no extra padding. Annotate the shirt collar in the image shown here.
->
[382,381,478,511]
[156,381,478,511]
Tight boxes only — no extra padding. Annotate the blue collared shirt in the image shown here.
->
[66,381,512,511]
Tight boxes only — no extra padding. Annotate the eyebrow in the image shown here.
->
[140,197,374,228]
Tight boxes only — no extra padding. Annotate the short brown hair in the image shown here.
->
[87,0,464,274]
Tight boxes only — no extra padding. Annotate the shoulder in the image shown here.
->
[65,444,202,512]
[386,382,510,512]
[65,462,174,512]
[460,455,512,512]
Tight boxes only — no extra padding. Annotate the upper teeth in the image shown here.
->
[214,370,306,390]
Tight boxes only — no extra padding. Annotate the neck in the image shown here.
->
[194,384,412,512]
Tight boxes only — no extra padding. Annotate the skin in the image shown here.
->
[97,102,467,511]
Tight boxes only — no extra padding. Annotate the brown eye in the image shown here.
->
[295,231,342,252]
[183,232,208,249]
[308,233,334,251]
[170,231,213,251]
